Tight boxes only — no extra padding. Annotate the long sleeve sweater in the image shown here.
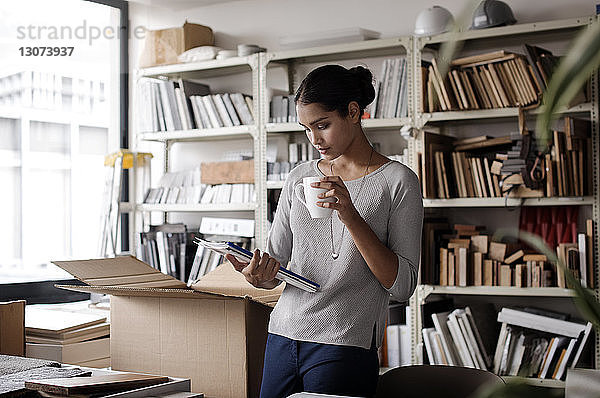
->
[266,159,423,349]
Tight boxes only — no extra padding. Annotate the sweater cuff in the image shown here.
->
[385,254,417,302]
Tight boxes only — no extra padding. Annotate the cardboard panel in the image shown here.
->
[245,300,271,398]
[84,273,175,287]
[52,256,186,289]
[55,285,229,300]
[192,262,283,306]
[110,295,252,398]
[111,296,162,375]
[0,300,25,356]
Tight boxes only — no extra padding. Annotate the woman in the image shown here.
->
[226,64,423,397]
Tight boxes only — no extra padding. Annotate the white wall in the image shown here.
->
[129,0,597,58]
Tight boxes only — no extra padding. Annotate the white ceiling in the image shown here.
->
[127,0,247,11]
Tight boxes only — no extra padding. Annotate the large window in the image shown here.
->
[0,0,126,283]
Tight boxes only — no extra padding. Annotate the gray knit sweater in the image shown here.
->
[266,159,423,349]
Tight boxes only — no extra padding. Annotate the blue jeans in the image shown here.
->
[259,333,379,398]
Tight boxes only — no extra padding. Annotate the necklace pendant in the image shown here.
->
[332,252,339,260]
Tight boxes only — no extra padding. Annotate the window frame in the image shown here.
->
[0,0,129,303]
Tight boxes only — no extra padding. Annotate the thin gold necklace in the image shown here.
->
[330,146,374,260]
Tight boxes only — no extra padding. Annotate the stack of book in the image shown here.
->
[25,307,110,368]
[421,46,587,113]
[420,221,594,289]
[371,57,409,119]
[493,308,592,380]
[137,77,254,133]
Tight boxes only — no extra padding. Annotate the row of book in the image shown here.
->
[136,77,255,133]
[136,223,195,281]
[424,306,592,381]
[421,221,595,289]
[270,94,298,123]
[420,118,591,200]
[25,305,110,367]
[420,46,586,113]
[145,183,256,205]
[546,118,592,197]
[371,57,409,119]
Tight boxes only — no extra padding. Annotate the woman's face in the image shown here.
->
[297,102,355,160]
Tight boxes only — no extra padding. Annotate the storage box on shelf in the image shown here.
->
[410,15,600,380]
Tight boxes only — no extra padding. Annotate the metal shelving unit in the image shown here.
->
[133,54,265,248]
[409,14,600,380]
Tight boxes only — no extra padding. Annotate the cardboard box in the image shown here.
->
[0,300,25,356]
[138,22,214,68]
[201,160,255,184]
[53,256,282,398]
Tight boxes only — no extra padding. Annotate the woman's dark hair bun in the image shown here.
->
[295,64,376,118]
[349,66,376,109]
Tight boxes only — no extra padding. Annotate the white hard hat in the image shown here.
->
[414,6,455,37]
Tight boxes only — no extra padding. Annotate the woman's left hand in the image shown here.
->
[312,176,360,226]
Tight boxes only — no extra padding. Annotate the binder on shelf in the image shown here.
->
[193,238,320,293]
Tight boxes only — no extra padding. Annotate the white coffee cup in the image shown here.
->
[295,176,335,218]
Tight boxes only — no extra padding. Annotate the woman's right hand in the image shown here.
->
[225,249,281,289]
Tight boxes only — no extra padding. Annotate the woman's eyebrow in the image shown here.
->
[300,117,328,128]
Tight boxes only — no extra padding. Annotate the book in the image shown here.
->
[193,238,320,293]
[26,322,109,345]
[26,337,110,364]
[25,373,171,395]
[431,311,461,366]
[25,309,106,337]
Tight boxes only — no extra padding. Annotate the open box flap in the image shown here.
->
[54,284,232,300]
[191,262,283,306]
[52,256,187,289]
[52,256,281,306]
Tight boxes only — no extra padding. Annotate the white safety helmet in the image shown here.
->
[414,6,455,37]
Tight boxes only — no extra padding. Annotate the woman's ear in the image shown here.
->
[347,101,361,123]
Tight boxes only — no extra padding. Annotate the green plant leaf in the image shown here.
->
[437,0,481,77]
[494,228,600,329]
[535,21,600,146]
